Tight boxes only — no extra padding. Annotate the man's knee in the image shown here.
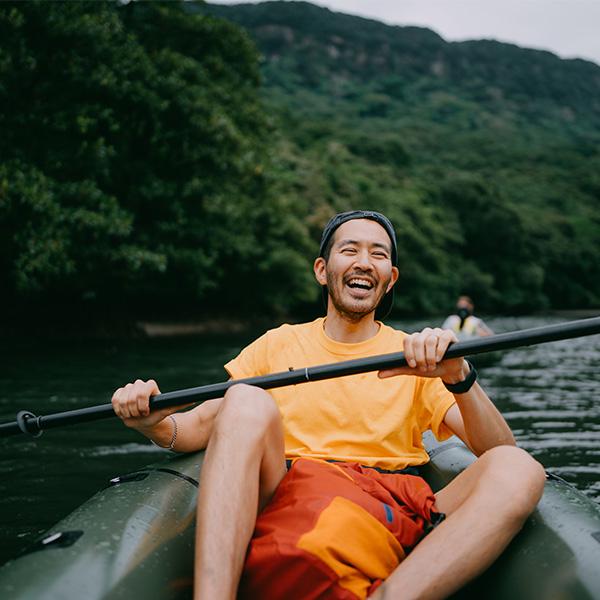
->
[217,384,281,435]
[479,445,546,519]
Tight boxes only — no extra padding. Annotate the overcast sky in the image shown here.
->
[209,0,600,66]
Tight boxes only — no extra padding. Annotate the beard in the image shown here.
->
[326,269,391,322]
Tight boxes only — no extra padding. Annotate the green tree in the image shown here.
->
[0,1,315,320]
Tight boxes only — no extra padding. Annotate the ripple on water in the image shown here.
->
[520,439,600,450]
[529,421,577,429]
[82,443,166,458]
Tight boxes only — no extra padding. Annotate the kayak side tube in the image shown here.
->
[421,432,600,600]
[0,453,204,600]
[1,437,600,600]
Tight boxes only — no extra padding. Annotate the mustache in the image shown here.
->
[344,270,378,283]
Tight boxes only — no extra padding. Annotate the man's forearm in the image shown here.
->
[452,383,515,455]
[138,416,178,449]
[139,398,222,453]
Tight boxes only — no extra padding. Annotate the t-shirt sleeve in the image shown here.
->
[418,377,456,441]
[224,331,271,380]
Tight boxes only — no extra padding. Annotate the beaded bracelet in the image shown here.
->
[167,414,177,451]
[151,415,178,451]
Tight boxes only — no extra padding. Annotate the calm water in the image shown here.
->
[0,316,599,565]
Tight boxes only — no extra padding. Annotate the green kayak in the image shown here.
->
[1,434,599,599]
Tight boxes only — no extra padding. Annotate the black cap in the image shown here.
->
[318,210,398,320]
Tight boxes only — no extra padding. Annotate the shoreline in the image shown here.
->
[120,309,600,338]
[136,319,265,337]
[0,309,598,340]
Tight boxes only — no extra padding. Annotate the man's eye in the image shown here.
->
[372,252,388,258]
[341,248,356,254]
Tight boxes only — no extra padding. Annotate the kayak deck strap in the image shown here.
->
[109,471,150,486]
[16,530,84,558]
[107,468,198,488]
[544,471,580,490]
[155,467,199,488]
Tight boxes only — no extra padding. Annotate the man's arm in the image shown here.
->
[111,379,223,452]
[379,327,514,456]
[439,381,514,455]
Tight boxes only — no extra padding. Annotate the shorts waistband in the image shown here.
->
[285,458,421,476]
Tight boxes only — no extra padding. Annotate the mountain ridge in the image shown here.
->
[202,1,600,130]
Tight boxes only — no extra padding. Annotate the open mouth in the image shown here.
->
[346,277,375,292]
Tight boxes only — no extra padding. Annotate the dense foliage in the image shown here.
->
[1,0,599,328]
[202,1,600,314]
[0,1,315,323]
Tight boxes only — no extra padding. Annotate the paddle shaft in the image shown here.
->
[1,316,599,438]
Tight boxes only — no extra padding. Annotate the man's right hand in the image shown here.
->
[111,379,179,433]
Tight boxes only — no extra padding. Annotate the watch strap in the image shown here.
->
[443,360,478,394]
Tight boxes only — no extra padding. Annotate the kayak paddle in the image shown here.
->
[1,316,599,438]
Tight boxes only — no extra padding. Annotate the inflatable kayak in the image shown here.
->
[1,435,599,600]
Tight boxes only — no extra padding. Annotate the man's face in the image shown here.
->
[314,219,399,320]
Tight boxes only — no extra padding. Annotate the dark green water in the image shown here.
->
[0,316,599,566]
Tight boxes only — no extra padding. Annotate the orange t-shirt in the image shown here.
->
[225,318,456,470]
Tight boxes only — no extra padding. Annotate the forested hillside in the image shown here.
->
[201,1,600,314]
[0,1,315,326]
[1,1,599,331]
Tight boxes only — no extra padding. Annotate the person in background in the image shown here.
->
[442,295,493,339]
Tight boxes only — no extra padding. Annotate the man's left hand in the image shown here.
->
[378,327,469,384]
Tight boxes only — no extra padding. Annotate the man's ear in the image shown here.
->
[386,266,400,293]
[314,257,327,285]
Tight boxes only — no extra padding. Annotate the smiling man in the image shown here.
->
[318,211,399,327]
[112,210,545,599]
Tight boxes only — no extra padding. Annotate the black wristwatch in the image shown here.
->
[443,360,478,394]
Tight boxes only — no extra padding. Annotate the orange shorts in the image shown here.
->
[239,457,443,600]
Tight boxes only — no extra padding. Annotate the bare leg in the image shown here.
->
[194,384,286,600]
[371,446,546,600]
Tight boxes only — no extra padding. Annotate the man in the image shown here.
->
[112,211,545,599]
[442,296,494,339]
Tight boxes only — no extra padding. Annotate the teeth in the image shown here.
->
[348,278,373,288]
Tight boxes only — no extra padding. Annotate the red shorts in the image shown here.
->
[240,457,443,600]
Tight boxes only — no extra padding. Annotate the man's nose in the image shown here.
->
[353,250,373,270]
